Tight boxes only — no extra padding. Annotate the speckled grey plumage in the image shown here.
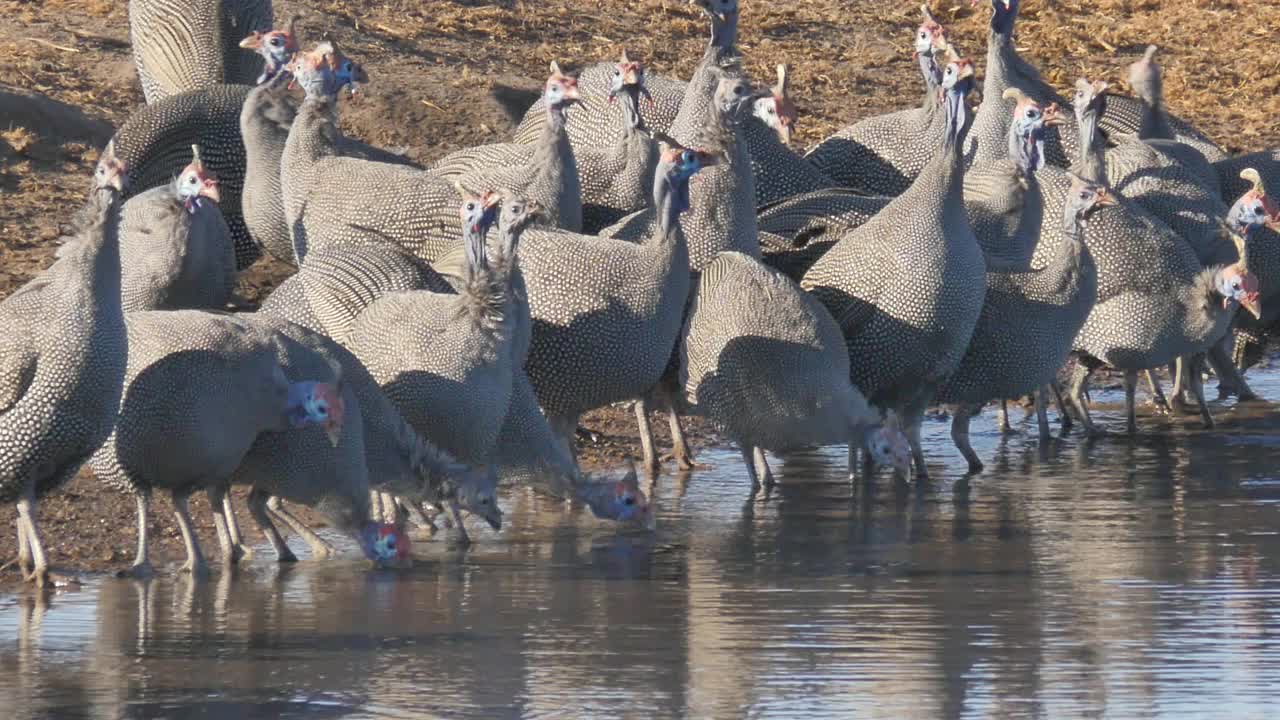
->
[508,0,737,147]
[129,0,271,103]
[428,74,583,234]
[97,84,259,268]
[938,175,1100,407]
[344,207,515,468]
[262,242,449,343]
[0,188,126,583]
[281,93,466,263]
[602,73,759,271]
[111,181,236,313]
[964,0,1074,169]
[757,189,893,282]
[802,69,986,477]
[1216,151,1280,207]
[519,151,702,450]
[680,251,883,479]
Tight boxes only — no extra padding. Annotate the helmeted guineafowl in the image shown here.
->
[680,251,912,489]
[106,145,237,312]
[1,174,128,586]
[86,310,360,576]
[129,0,272,102]
[802,55,987,481]
[803,4,950,195]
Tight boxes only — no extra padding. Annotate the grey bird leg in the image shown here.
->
[16,512,32,577]
[904,399,930,482]
[1123,369,1139,435]
[950,404,983,475]
[550,414,580,466]
[247,489,297,563]
[847,444,859,482]
[1186,355,1215,429]
[221,492,251,561]
[122,491,154,578]
[16,481,50,586]
[206,485,244,566]
[266,496,335,559]
[1170,357,1195,414]
[634,398,660,476]
[1034,389,1051,440]
[666,408,697,471]
[1067,364,1100,436]
[1050,381,1074,431]
[169,488,210,577]
[380,492,403,525]
[752,446,775,489]
[996,400,1012,434]
[448,499,472,546]
[1208,336,1256,401]
[740,446,763,491]
[1145,369,1171,414]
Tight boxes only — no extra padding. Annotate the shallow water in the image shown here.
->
[6,374,1280,719]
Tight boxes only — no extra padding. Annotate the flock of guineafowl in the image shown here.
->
[3,0,1279,586]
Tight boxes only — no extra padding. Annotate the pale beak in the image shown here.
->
[776,120,793,145]
[1241,295,1263,320]
[238,33,262,50]
[1095,191,1118,207]
[199,178,220,204]
[563,83,581,103]
[324,421,342,447]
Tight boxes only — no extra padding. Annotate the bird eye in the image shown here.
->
[623,496,635,506]
[919,31,928,39]
[269,36,282,47]
[1026,109,1038,118]
[1255,204,1266,215]
[734,85,746,95]
[465,202,476,211]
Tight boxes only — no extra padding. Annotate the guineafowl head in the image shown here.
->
[1126,45,1162,105]
[240,15,300,83]
[973,0,1019,36]
[608,49,649,104]
[939,52,975,140]
[753,64,797,145]
[1063,174,1117,230]
[660,146,719,215]
[358,522,412,567]
[915,5,949,58]
[92,148,127,193]
[455,466,503,531]
[578,464,655,528]
[175,144,220,211]
[1217,264,1262,320]
[291,41,368,99]
[714,75,754,120]
[283,378,347,447]
[694,0,738,22]
[1003,88,1061,174]
[865,415,912,479]
[1227,169,1280,236]
[458,188,501,237]
[543,62,581,111]
[1071,79,1108,125]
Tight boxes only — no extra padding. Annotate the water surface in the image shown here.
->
[5,375,1280,719]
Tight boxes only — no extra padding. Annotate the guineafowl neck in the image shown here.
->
[621,88,645,135]
[669,47,724,143]
[55,191,125,367]
[530,107,576,225]
[1041,205,1096,298]
[918,55,943,113]
[1072,111,1107,184]
[1135,86,1174,141]
[292,99,340,163]
[710,12,738,53]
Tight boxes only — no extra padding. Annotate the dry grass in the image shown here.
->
[0,0,1277,299]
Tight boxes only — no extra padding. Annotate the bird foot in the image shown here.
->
[117,562,155,579]
[177,562,211,578]
[276,549,299,564]
[965,461,984,475]
[661,453,710,470]
[229,544,252,564]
